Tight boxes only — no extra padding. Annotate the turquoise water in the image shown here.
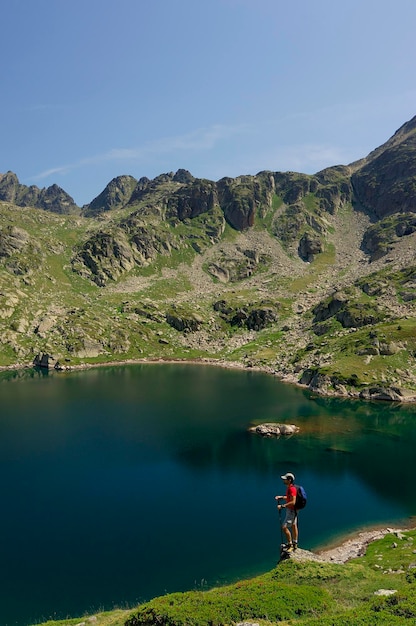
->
[1,363,416,626]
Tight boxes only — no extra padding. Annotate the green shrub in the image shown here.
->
[125,575,329,626]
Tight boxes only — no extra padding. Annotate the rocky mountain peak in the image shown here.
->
[0,171,79,214]
[83,175,138,217]
[0,171,21,202]
[173,169,194,183]
[351,116,416,219]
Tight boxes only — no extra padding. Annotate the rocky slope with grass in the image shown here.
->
[0,117,415,400]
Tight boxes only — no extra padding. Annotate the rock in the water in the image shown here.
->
[249,423,299,437]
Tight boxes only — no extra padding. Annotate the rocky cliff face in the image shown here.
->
[166,179,218,221]
[72,162,355,283]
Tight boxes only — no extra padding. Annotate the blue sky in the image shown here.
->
[2,0,415,206]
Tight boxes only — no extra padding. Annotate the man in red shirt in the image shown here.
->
[275,472,298,551]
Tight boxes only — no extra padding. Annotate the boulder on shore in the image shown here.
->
[359,386,403,402]
[249,423,299,437]
[33,353,58,369]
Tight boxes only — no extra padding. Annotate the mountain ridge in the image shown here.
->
[2,115,415,218]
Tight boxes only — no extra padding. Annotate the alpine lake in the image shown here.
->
[1,363,416,626]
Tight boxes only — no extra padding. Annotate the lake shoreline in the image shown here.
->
[312,520,416,563]
[3,355,416,403]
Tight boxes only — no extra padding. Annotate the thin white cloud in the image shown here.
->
[33,165,74,179]
[102,124,248,162]
[231,143,355,179]
[279,144,352,171]
[31,123,248,183]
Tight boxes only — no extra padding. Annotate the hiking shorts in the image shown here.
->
[282,508,297,527]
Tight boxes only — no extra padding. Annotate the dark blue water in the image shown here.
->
[1,363,416,626]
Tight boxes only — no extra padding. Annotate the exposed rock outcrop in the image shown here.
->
[298,232,323,261]
[362,213,416,260]
[127,172,178,207]
[207,247,268,283]
[217,176,259,230]
[312,292,349,323]
[213,300,278,331]
[167,179,218,221]
[0,226,30,257]
[336,302,385,328]
[312,292,385,329]
[71,220,181,285]
[72,230,136,286]
[0,225,42,275]
[166,308,204,332]
[273,171,313,204]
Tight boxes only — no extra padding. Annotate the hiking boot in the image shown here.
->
[282,542,293,552]
[293,541,298,551]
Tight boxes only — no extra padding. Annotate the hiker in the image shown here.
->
[275,472,298,551]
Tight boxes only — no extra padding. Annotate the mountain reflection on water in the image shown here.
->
[0,363,415,626]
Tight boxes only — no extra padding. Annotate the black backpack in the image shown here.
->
[295,484,307,510]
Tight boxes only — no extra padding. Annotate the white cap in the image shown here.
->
[281,472,295,481]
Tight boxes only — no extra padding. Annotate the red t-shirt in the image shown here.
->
[286,484,297,509]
